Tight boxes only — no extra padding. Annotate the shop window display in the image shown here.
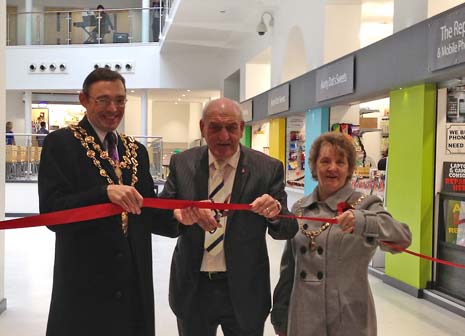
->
[286,116,305,188]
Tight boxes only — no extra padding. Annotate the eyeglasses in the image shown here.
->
[88,96,128,107]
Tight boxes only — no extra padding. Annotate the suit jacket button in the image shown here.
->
[116,252,124,260]
[115,290,123,299]
[317,271,323,280]
[300,246,307,254]
[317,246,323,255]
[300,271,306,279]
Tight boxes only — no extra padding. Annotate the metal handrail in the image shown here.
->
[6,2,173,46]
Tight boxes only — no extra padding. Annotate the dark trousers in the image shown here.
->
[176,275,264,336]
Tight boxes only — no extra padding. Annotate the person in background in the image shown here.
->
[377,148,388,171]
[93,4,114,42]
[160,97,298,336]
[271,132,411,336]
[6,121,16,145]
[38,68,179,336]
[151,0,161,42]
[37,121,49,147]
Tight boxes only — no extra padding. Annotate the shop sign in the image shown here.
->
[446,124,465,153]
[268,83,289,115]
[428,5,465,71]
[443,161,465,193]
[240,99,253,122]
[316,55,354,102]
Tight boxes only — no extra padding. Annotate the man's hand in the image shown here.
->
[107,185,143,215]
[174,200,222,232]
[250,194,282,219]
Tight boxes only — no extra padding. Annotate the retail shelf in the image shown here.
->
[360,128,382,134]
[360,109,380,115]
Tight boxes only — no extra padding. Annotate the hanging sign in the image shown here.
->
[240,99,253,122]
[428,5,465,71]
[316,55,354,102]
[268,83,290,115]
[446,124,465,153]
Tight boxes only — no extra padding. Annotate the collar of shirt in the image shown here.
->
[87,118,118,146]
[299,182,354,211]
[208,147,240,171]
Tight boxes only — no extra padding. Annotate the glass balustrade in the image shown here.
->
[5,133,163,183]
[6,2,173,46]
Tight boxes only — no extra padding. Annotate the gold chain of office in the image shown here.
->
[68,125,139,187]
[297,194,367,252]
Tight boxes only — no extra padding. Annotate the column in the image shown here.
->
[25,0,33,45]
[393,0,427,33]
[268,118,285,165]
[0,0,7,315]
[140,90,148,145]
[387,84,436,289]
[141,0,150,43]
[23,91,32,145]
[304,107,329,196]
[324,3,361,63]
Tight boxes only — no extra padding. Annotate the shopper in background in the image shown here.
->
[37,121,49,147]
[160,97,298,336]
[377,148,388,171]
[6,121,16,145]
[271,132,411,336]
[151,0,162,42]
[93,4,114,42]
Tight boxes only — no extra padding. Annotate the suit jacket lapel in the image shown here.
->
[195,147,209,201]
[229,145,250,207]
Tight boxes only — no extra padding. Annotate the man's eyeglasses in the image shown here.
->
[88,96,128,107]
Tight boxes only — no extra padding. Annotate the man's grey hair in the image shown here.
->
[201,98,244,121]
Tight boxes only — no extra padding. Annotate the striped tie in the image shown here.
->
[204,161,229,255]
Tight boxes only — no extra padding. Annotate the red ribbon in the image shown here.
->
[1,198,464,270]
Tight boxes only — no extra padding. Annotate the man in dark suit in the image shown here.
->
[38,68,176,336]
[160,97,298,336]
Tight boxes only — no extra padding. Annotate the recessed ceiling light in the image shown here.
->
[130,90,135,93]
[182,94,186,97]
[178,98,181,101]
[187,89,191,92]
[174,102,178,104]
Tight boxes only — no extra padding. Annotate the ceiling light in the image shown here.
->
[182,94,186,97]
[187,89,191,92]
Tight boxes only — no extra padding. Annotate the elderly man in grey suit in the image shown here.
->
[160,97,298,336]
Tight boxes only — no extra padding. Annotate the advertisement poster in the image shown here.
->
[444,199,465,247]
[443,161,465,192]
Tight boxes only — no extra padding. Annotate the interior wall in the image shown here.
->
[245,63,271,100]
[152,101,189,143]
[124,94,142,135]
[187,102,202,146]
[6,91,26,137]
[281,26,308,82]
[324,4,361,63]
[428,0,465,17]
[1,0,7,310]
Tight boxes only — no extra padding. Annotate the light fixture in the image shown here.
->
[256,12,274,36]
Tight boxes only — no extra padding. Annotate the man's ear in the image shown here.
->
[199,120,205,137]
[79,92,88,107]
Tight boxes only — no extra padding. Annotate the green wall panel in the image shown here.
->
[386,84,436,289]
[240,125,251,148]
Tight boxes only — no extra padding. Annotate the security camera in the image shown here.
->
[59,63,66,71]
[39,64,47,71]
[114,63,122,71]
[29,64,36,72]
[49,64,57,72]
[104,64,111,69]
[125,63,133,71]
[256,21,267,36]
[94,64,100,70]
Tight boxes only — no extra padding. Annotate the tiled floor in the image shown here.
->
[1,227,465,335]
